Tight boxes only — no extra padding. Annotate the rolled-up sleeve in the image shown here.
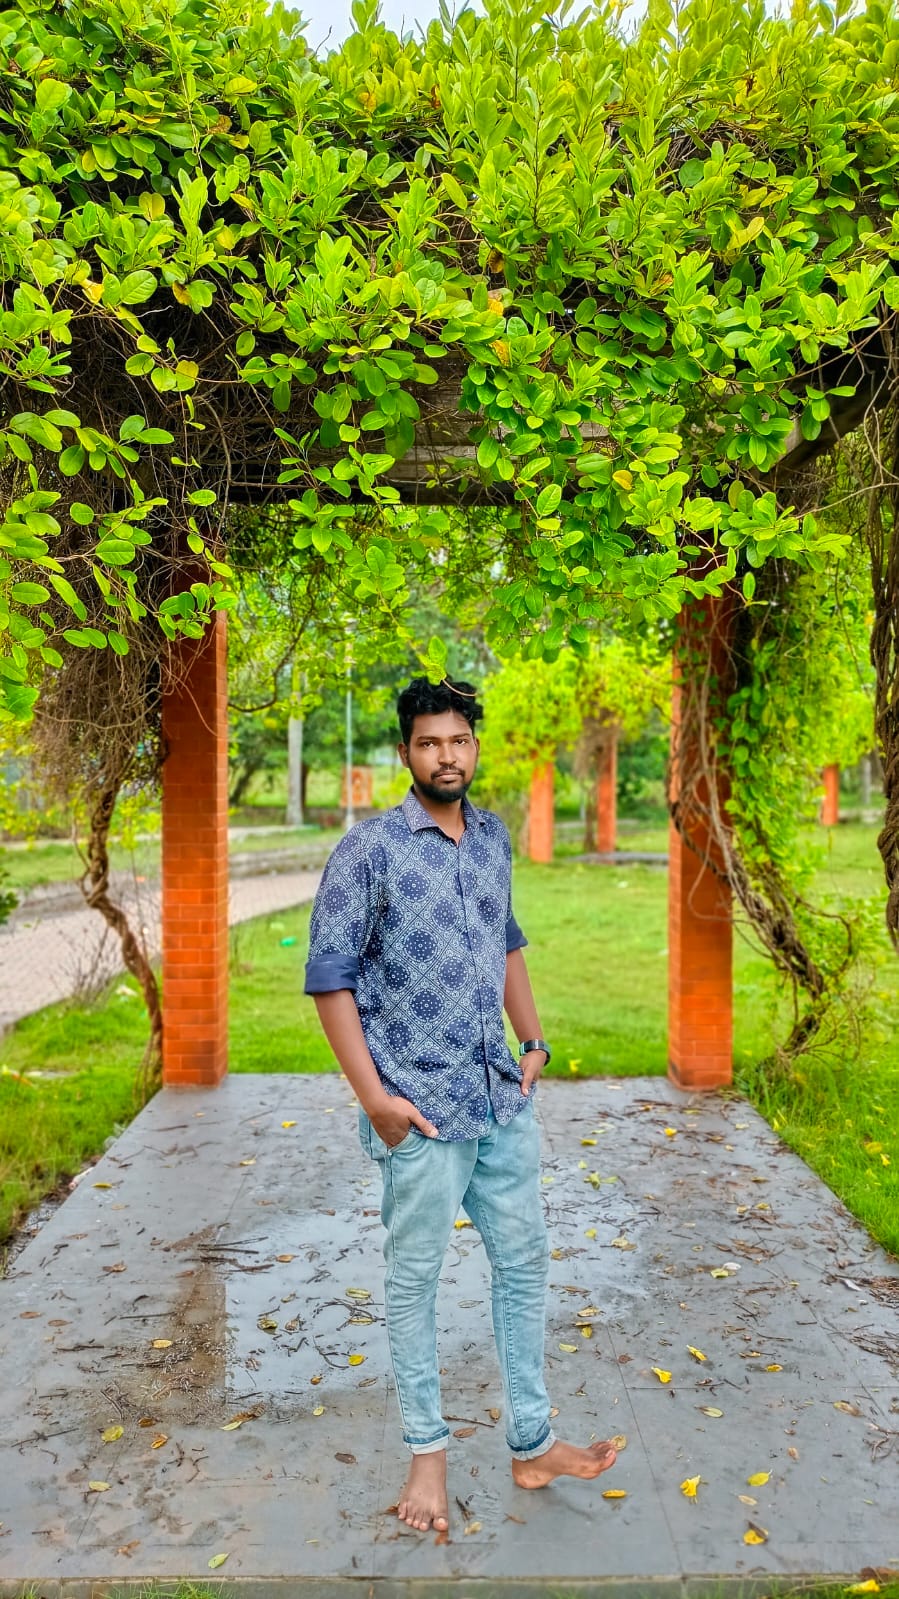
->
[304,831,379,994]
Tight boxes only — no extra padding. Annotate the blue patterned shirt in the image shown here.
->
[304,788,532,1140]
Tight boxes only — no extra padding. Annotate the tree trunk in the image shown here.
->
[80,765,163,1098]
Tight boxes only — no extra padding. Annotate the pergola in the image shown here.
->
[158,393,846,1098]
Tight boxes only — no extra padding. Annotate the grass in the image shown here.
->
[1,825,898,1258]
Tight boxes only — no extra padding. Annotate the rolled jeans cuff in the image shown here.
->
[510,1425,556,1462]
[406,1430,450,1455]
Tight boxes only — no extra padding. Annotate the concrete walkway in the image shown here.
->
[0,868,322,1031]
[1,1074,897,1594]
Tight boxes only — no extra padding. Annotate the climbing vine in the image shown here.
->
[4,0,899,1048]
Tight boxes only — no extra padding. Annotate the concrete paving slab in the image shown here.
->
[1,1074,898,1595]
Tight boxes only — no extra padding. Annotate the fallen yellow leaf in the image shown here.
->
[347,1353,365,1366]
[652,1368,672,1383]
[664,1128,678,1138]
[208,1553,229,1569]
[610,1434,627,1450]
[151,1434,167,1449]
[738,1494,758,1506]
[580,1325,593,1339]
[581,1138,597,1146]
[834,1400,861,1416]
[765,1364,782,1372]
[312,1405,324,1416]
[88,1481,110,1492]
[310,1374,323,1385]
[258,1316,278,1332]
[710,1268,731,1279]
[687,1346,707,1362]
[602,1489,628,1498]
[93,1182,113,1189]
[847,1582,880,1594]
[281,1120,296,1128]
[239,1158,256,1166]
[680,1476,701,1498]
[585,1228,597,1239]
[610,1237,635,1250]
[454,1218,474,1228]
[747,1471,770,1487]
[101,1425,123,1443]
[464,1521,482,1535]
[346,1287,371,1299]
[275,1254,294,1262]
[558,1342,578,1353]
[744,1527,768,1546]
[151,1339,172,1349]
[699,1407,723,1418]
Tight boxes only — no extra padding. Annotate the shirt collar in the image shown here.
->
[401,786,486,833]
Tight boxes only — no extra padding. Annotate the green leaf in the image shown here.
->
[9,414,63,452]
[35,78,71,114]
[58,446,86,476]
[535,483,562,517]
[477,436,499,470]
[188,489,217,506]
[441,173,469,210]
[11,582,50,606]
[119,271,156,306]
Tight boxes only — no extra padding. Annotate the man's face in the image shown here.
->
[399,709,479,805]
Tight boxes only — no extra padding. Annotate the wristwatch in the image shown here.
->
[518,1037,551,1065]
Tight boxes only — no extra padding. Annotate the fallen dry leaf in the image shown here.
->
[151,1434,167,1449]
[834,1400,861,1416]
[101,1425,124,1443]
[310,1374,323,1385]
[88,1481,110,1493]
[93,1182,113,1189]
[602,1489,628,1499]
[221,1410,259,1431]
[116,1540,140,1557]
[550,1406,560,1418]
[453,1427,477,1439]
[138,1416,156,1427]
[335,1452,356,1464]
[680,1476,701,1499]
[346,1287,371,1300]
[103,1262,126,1274]
[276,1254,294,1263]
[744,1523,768,1545]
[788,1447,799,1461]
[652,1368,672,1383]
[610,1434,627,1451]
[580,1325,593,1339]
[687,1346,707,1363]
[349,1314,374,1325]
[738,1494,758,1507]
[610,1237,636,1250]
[258,1316,278,1332]
[463,1521,482,1536]
[558,1342,578,1353]
[150,1339,172,1349]
[710,1268,732,1279]
[487,1408,501,1421]
[747,1471,770,1487]
[581,1138,597,1146]
[239,1158,255,1167]
[699,1407,723,1419]
[312,1405,325,1416]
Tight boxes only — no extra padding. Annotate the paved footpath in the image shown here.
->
[0,868,322,1032]
[0,1074,897,1594]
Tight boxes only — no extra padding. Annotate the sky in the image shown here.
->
[298,0,471,53]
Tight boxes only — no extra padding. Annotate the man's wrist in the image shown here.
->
[360,1084,390,1117]
[518,1037,551,1066]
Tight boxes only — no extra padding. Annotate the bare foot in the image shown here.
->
[511,1437,618,1490]
[397,1449,449,1532]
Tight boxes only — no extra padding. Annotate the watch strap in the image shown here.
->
[518,1037,551,1064]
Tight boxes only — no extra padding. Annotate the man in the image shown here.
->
[304,676,617,1535]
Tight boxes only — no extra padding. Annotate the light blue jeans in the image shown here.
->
[359,1096,556,1461]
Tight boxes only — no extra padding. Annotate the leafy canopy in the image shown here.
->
[3,0,899,720]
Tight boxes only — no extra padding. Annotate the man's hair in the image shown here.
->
[396,676,483,746]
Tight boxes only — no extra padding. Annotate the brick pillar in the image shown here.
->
[668,592,735,1091]
[528,763,554,863]
[596,731,618,855]
[161,613,229,1086]
[821,764,840,826]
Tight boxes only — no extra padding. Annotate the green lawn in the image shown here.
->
[2,825,898,1258]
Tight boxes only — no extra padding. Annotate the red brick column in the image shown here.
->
[161,613,229,1086]
[528,763,554,863]
[821,764,840,826]
[668,592,735,1091]
[596,731,618,855]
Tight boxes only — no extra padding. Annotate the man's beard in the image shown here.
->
[413,772,474,805]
